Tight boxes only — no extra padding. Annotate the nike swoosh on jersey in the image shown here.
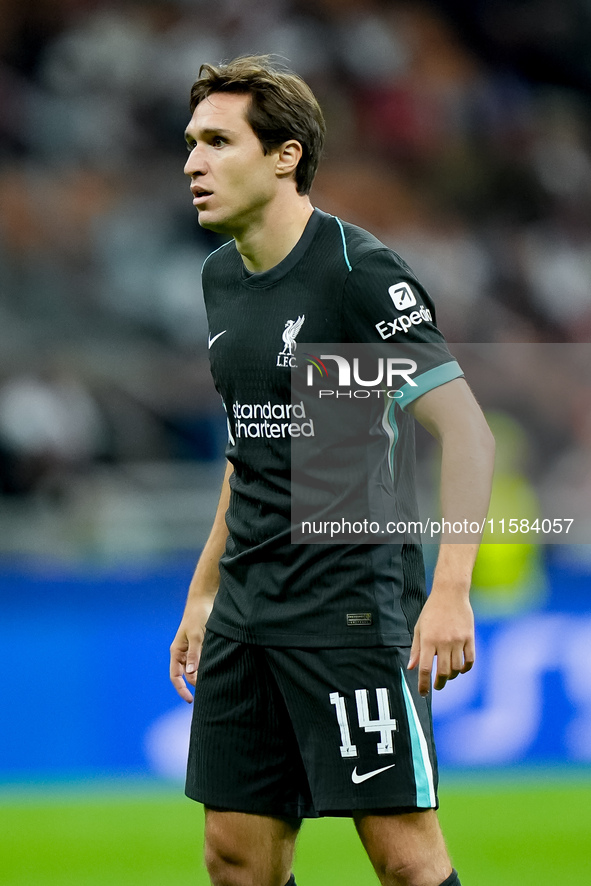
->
[351,764,396,784]
[208,330,227,348]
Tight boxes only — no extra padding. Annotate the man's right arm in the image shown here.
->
[169,460,233,702]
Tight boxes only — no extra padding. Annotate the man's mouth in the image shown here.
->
[192,187,213,205]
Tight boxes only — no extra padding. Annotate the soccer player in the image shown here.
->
[170,56,495,886]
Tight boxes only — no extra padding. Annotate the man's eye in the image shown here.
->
[211,136,225,147]
[186,142,195,153]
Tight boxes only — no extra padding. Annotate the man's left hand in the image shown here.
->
[407,591,475,697]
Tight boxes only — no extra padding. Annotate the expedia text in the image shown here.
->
[375,306,433,340]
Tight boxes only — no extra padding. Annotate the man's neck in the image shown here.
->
[234,196,314,274]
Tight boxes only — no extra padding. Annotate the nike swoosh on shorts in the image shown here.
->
[351,764,396,784]
[208,330,227,348]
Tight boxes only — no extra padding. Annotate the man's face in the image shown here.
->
[184,92,280,234]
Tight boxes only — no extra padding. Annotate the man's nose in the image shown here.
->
[184,145,206,177]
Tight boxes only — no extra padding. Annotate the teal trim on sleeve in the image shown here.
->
[334,217,352,272]
[400,669,437,808]
[398,360,463,411]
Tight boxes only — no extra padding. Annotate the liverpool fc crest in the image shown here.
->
[276,314,305,367]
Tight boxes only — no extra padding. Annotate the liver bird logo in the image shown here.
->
[280,315,306,356]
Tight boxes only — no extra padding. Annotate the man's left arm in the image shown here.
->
[406,377,495,696]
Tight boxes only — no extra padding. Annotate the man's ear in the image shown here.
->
[275,140,303,179]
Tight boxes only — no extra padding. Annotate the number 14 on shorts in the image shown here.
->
[330,689,398,757]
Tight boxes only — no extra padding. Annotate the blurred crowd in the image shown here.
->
[0,0,590,558]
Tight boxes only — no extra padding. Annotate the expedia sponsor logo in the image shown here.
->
[388,282,416,310]
[375,305,432,340]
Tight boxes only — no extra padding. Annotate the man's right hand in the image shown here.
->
[169,598,213,702]
[170,461,232,701]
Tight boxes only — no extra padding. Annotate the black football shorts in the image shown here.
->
[185,630,439,818]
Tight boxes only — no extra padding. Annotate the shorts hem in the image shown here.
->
[185,789,317,820]
[184,790,437,819]
[314,800,439,817]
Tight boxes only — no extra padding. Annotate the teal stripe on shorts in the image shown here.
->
[399,668,437,807]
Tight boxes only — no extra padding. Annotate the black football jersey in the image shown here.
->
[202,209,463,647]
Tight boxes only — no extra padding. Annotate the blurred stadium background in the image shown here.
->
[1,1,590,883]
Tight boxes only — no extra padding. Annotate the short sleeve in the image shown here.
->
[342,248,463,409]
